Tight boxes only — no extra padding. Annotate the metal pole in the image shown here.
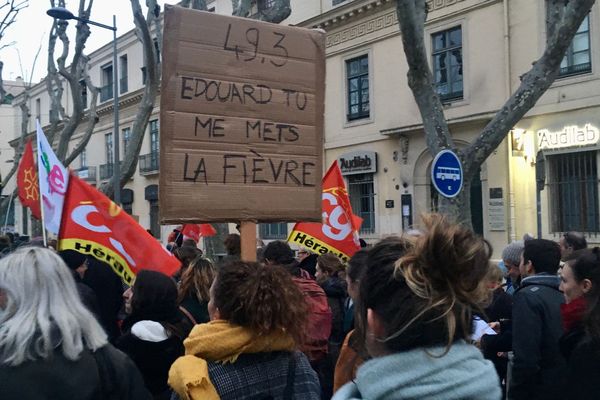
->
[3,191,14,234]
[112,14,121,205]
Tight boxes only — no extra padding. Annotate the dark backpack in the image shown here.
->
[293,277,332,362]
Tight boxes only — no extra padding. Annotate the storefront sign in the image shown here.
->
[488,187,505,231]
[537,124,600,150]
[338,151,377,175]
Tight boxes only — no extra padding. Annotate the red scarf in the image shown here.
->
[561,296,587,333]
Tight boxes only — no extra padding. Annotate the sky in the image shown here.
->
[1,0,180,84]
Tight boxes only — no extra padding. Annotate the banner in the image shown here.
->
[288,161,361,262]
[59,174,181,284]
[36,120,68,234]
[181,224,217,243]
[16,139,41,219]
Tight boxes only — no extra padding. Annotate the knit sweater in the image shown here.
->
[333,341,501,400]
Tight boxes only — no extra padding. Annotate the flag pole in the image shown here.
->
[38,184,48,247]
[3,191,14,234]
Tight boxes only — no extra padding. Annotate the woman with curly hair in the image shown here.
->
[177,256,215,325]
[169,261,321,400]
[333,214,501,400]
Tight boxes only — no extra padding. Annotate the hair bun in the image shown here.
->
[395,214,491,304]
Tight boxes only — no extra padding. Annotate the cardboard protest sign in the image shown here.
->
[159,5,325,223]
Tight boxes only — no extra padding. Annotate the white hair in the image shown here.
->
[0,247,107,366]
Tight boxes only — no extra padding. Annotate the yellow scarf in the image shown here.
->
[168,320,296,400]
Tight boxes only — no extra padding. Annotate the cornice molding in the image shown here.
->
[326,8,397,48]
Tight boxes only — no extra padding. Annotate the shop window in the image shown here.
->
[559,14,591,77]
[346,55,370,121]
[348,173,375,234]
[432,26,463,101]
[548,151,599,232]
[259,223,288,240]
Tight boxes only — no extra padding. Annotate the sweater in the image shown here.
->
[332,341,501,400]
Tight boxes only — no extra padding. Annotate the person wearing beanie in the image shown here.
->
[502,241,524,296]
[58,250,100,317]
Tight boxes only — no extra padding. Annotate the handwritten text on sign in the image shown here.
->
[159,6,325,223]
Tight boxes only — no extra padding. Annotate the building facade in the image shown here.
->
[2,0,599,257]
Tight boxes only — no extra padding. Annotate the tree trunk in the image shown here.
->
[395,0,596,228]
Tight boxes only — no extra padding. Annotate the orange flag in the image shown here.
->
[16,139,41,219]
[287,161,362,262]
[58,174,181,284]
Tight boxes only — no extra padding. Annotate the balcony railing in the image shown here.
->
[139,152,159,175]
[100,84,113,102]
[77,166,97,183]
[99,162,123,180]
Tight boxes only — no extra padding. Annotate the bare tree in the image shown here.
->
[232,0,291,23]
[396,0,596,226]
[0,0,28,103]
[45,0,99,165]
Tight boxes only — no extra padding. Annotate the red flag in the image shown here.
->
[16,140,41,219]
[182,224,217,243]
[287,161,361,262]
[58,174,180,285]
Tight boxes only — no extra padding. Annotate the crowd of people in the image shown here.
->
[0,214,599,399]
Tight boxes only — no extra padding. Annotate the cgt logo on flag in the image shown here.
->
[288,161,361,262]
[59,175,180,284]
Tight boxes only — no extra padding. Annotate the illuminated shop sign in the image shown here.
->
[537,124,600,150]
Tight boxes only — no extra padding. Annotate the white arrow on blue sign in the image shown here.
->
[431,149,463,198]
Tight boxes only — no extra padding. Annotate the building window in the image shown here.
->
[333,0,347,5]
[123,127,131,156]
[150,120,159,156]
[119,55,128,93]
[80,80,87,109]
[432,26,463,101]
[548,151,599,232]
[348,173,375,234]
[35,98,41,121]
[346,55,370,121]
[559,15,591,77]
[208,6,215,12]
[101,63,114,102]
[153,38,161,64]
[105,132,114,165]
[141,66,147,84]
[259,223,288,240]
[80,148,87,168]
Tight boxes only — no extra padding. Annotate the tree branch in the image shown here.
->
[463,0,595,169]
[396,0,452,157]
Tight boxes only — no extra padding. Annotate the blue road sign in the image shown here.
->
[431,149,463,198]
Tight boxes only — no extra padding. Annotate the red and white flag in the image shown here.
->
[287,161,361,262]
[59,174,180,284]
[181,223,217,243]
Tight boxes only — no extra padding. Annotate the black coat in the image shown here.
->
[508,274,566,400]
[116,324,184,398]
[320,276,348,345]
[0,344,151,400]
[83,258,124,342]
[560,326,600,399]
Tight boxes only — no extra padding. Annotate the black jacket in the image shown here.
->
[508,273,566,400]
[560,325,600,399]
[116,321,185,398]
[320,276,348,344]
[0,344,151,400]
[83,258,124,342]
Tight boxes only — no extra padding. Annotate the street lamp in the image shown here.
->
[47,7,121,205]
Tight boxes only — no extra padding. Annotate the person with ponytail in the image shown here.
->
[333,214,501,400]
[169,261,320,400]
[558,248,600,399]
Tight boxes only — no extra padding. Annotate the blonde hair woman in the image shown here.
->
[0,247,151,400]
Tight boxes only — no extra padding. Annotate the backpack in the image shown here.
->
[293,277,332,362]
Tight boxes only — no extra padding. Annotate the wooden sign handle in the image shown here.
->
[240,221,257,262]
